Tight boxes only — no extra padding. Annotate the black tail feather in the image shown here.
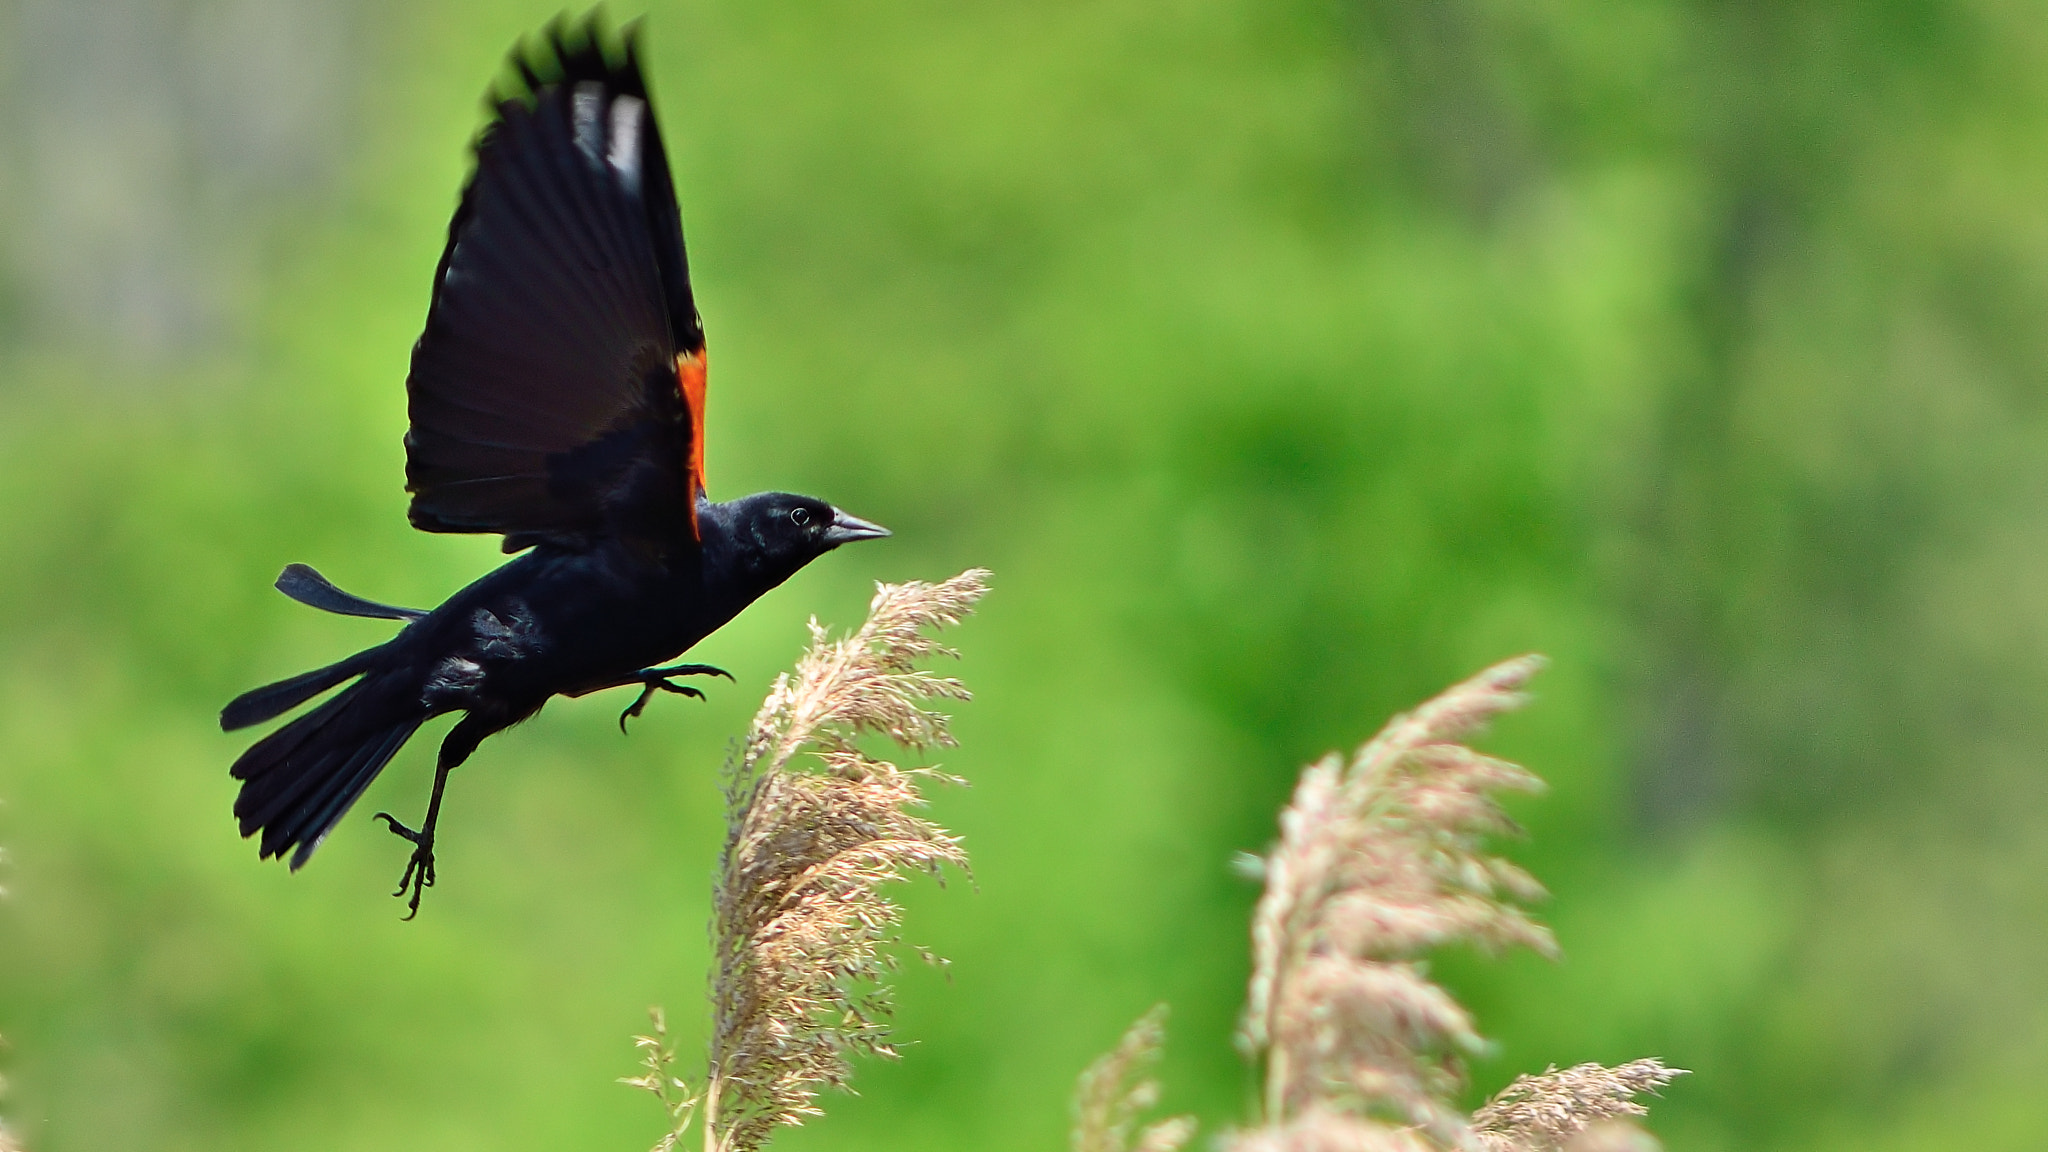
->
[275,563,428,622]
[221,646,386,732]
[282,723,418,869]
[232,675,426,869]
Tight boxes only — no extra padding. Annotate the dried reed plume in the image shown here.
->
[633,569,988,1152]
[1034,655,1682,1152]
[1471,1061,1686,1152]
[1071,1006,1196,1152]
[1237,655,1556,1143]
[621,1008,696,1152]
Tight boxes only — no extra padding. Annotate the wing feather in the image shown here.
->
[404,17,706,553]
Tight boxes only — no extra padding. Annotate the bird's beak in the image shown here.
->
[823,508,892,546]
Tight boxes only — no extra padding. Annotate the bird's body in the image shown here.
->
[390,501,804,711]
[222,18,887,915]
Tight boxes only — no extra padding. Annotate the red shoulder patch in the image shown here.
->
[677,350,709,537]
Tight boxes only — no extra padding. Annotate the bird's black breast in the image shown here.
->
[402,541,722,710]
[396,496,834,717]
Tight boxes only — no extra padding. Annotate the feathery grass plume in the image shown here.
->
[1237,655,1557,1143]
[699,568,989,1152]
[1470,1061,1686,1152]
[1071,1005,1196,1152]
[620,1007,698,1152]
[1070,656,1682,1152]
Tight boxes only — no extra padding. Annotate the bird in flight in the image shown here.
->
[221,16,889,918]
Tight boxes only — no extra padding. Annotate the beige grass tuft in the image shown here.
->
[620,1007,697,1152]
[1072,1006,1196,1152]
[699,569,988,1152]
[1471,1061,1687,1152]
[1193,656,1686,1151]
[1238,655,1556,1141]
[624,569,988,1152]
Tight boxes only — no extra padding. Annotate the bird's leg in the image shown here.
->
[374,714,487,920]
[618,663,734,732]
[373,765,447,921]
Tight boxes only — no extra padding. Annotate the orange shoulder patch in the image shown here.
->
[676,350,709,537]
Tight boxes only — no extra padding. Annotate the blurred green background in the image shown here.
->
[1,0,2045,1148]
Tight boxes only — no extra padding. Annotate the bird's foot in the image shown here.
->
[617,664,732,732]
[619,679,703,730]
[373,811,436,920]
[644,662,734,681]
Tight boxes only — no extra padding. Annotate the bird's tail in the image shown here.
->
[221,645,390,732]
[230,672,427,869]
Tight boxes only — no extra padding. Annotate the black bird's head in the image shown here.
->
[709,492,891,586]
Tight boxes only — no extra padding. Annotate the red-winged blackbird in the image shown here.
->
[221,17,888,917]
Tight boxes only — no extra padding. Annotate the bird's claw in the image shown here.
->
[617,665,726,732]
[374,810,420,842]
[646,663,734,682]
[374,811,436,920]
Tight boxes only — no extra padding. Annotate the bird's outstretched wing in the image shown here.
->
[404,16,709,555]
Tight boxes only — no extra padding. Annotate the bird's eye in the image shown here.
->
[790,507,811,527]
